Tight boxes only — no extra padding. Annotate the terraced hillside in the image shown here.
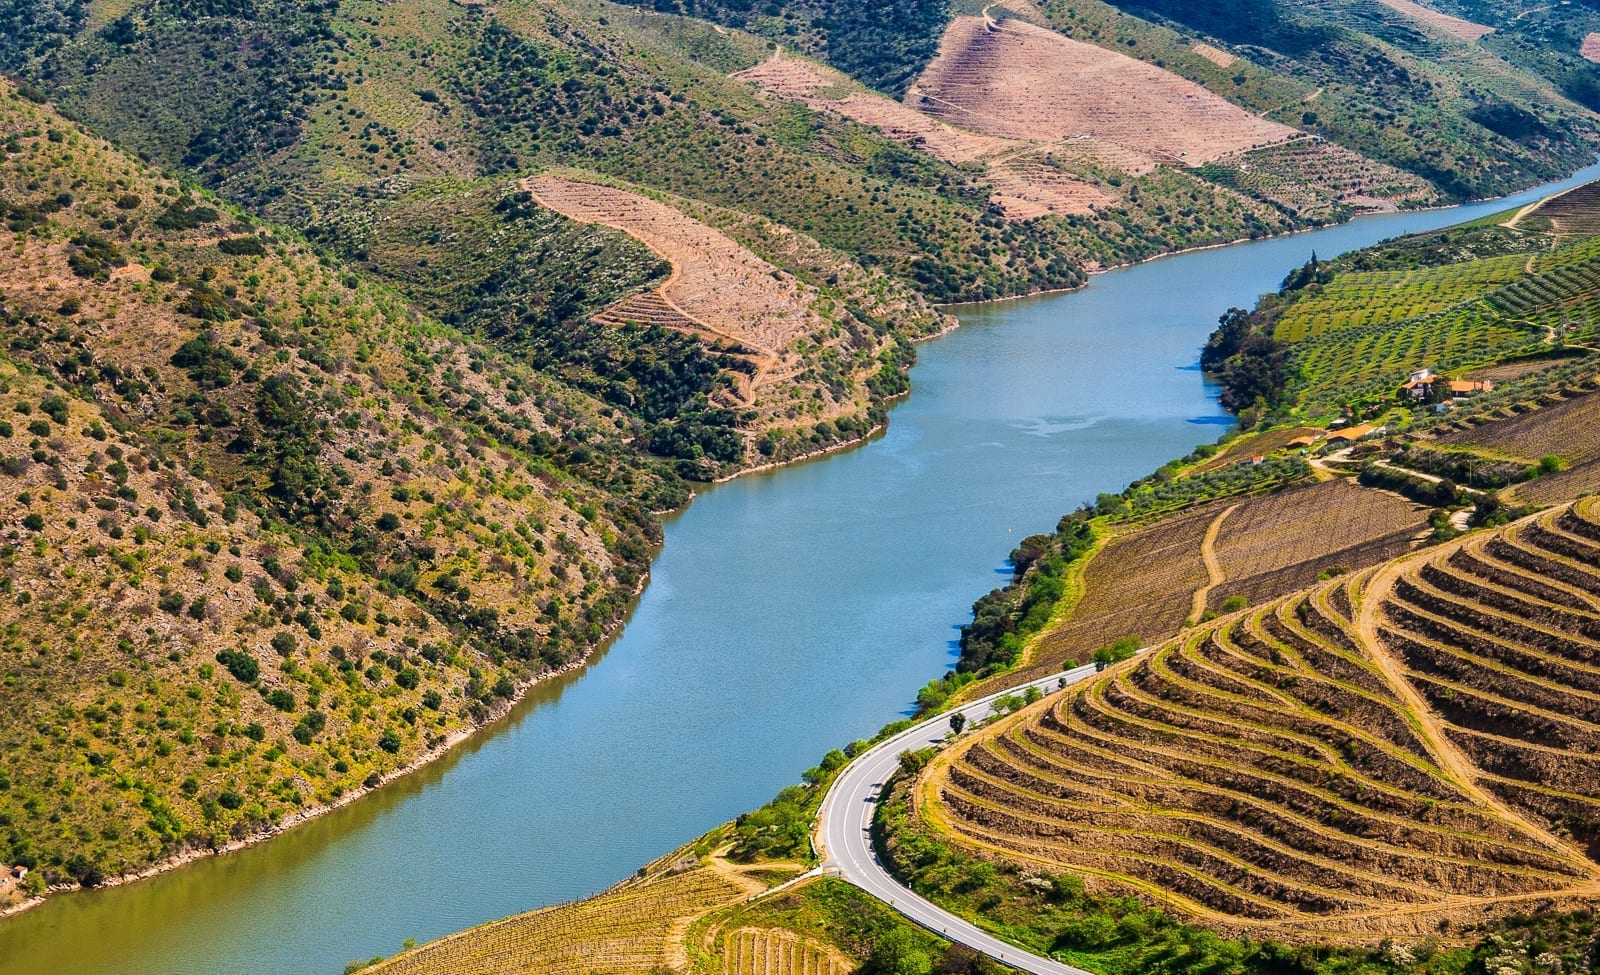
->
[1435,388,1600,503]
[734,54,1112,221]
[524,174,878,425]
[906,16,1297,166]
[1031,479,1428,680]
[1372,0,1494,43]
[367,851,768,975]
[1512,181,1600,238]
[1056,0,1600,201]
[919,500,1600,938]
[1202,206,1600,425]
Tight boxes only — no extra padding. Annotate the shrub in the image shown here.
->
[218,236,266,256]
[265,689,295,712]
[216,649,260,683]
[292,710,325,745]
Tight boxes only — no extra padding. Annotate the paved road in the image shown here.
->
[814,663,1106,975]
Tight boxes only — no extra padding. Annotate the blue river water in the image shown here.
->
[4,161,1599,975]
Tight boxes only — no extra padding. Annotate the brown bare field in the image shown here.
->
[1032,503,1216,669]
[1031,480,1426,673]
[905,16,1296,166]
[1584,33,1600,64]
[1438,390,1600,466]
[1191,43,1237,68]
[921,502,1600,939]
[1518,181,1600,237]
[735,56,1013,165]
[525,174,891,421]
[369,850,773,975]
[734,55,1113,219]
[1206,479,1428,611]
[1374,0,1494,42]
[525,175,819,359]
[1465,358,1572,384]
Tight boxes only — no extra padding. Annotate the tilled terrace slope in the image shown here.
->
[920,499,1600,940]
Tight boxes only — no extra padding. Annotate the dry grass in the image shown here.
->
[904,16,1296,167]
[369,848,776,975]
[720,927,853,975]
[922,502,1600,939]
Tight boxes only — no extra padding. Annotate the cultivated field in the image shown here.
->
[1031,504,1215,669]
[921,501,1600,939]
[720,927,852,975]
[1584,33,1600,64]
[734,54,1113,219]
[1435,389,1600,502]
[369,854,769,975]
[524,174,892,422]
[1519,181,1600,237]
[525,175,820,361]
[1438,389,1600,464]
[1279,228,1600,414]
[1204,139,1437,220]
[1273,255,1531,344]
[905,16,1296,166]
[1374,0,1494,42]
[1031,480,1427,672]
[1207,479,1426,612]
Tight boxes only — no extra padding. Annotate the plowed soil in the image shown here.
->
[1375,0,1494,43]
[525,175,819,359]
[923,501,1600,940]
[735,55,1113,219]
[904,16,1297,166]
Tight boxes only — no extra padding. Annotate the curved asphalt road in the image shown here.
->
[815,662,1105,975]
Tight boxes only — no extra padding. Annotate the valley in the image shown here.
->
[3,0,1600,972]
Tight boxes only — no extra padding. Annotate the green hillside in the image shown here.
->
[0,80,672,893]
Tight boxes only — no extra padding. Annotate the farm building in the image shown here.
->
[1401,373,1493,401]
[1326,423,1377,443]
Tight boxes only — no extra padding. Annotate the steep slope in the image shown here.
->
[0,81,666,895]
[917,501,1600,939]
[906,16,1297,164]
[1033,0,1600,201]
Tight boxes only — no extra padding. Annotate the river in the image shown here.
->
[6,162,1600,975]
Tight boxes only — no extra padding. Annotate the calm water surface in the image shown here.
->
[7,163,1600,974]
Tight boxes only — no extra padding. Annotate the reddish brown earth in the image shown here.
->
[904,16,1297,167]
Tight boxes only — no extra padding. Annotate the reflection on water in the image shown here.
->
[5,160,1600,975]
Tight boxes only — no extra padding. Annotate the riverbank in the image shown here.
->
[5,166,1585,915]
[10,159,1600,975]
